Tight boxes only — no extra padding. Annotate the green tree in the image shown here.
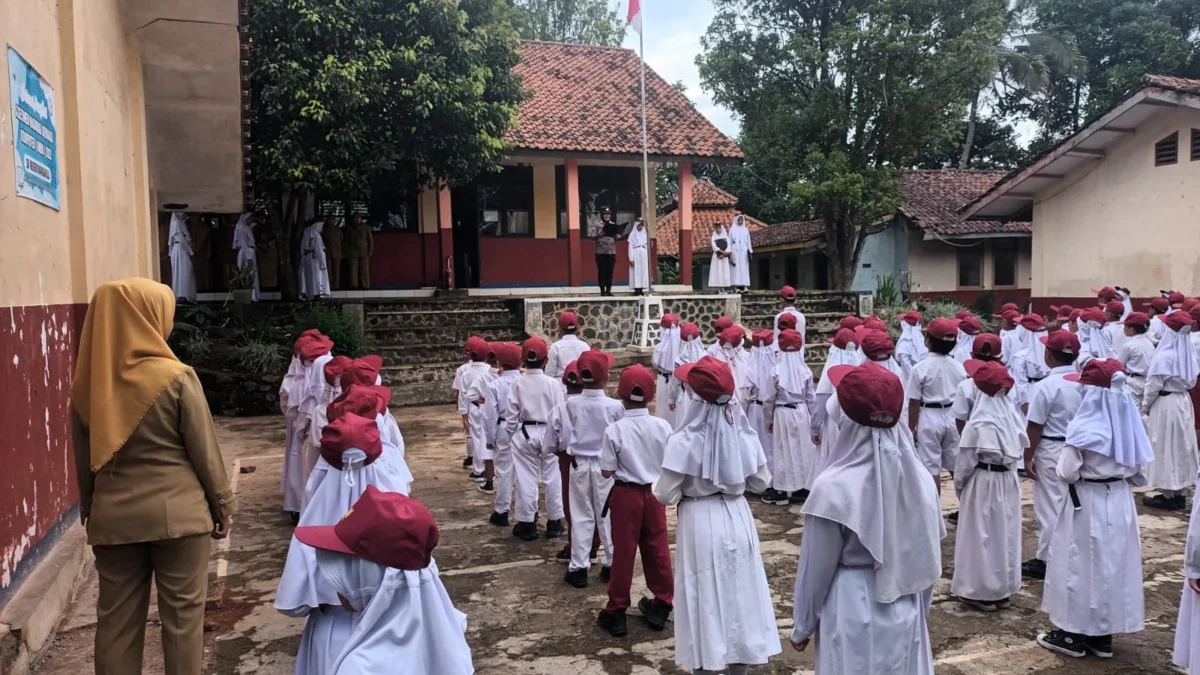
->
[504,0,625,45]
[699,0,1005,289]
[250,0,524,297]
[917,115,1027,169]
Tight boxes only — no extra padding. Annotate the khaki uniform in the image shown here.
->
[73,369,235,675]
[187,216,210,290]
[346,219,374,289]
[323,225,345,290]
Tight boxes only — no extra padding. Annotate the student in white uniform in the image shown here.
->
[728,213,753,290]
[546,311,590,382]
[597,365,674,637]
[563,349,623,588]
[652,314,682,426]
[504,337,566,540]
[286,335,335,520]
[454,337,494,480]
[1010,314,1051,411]
[1174,466,1200,672]
[791,361,943,675]
[627,217,650,295]
[670,323,706,425]
[1103,300,1129,355]
[994,310,1021,366]
[706,316,734,357]
[1141,311,1199,510]
[952,360,1027,612]
[746,329,776,474]
[952,334,1004,433]
[1117,312,1156,410]
[954,316,982,365]
[812,328,864,456]
[654,356,781,674]
[906,317,969,490]
[295,487,473,675]
[544,360,588,563]
[473,343,520,519]
[1146,297,1170,344]
[708,224,733,290]
[774,286,806,354]
[1077,307,1116,365]
[895,311,929,382]
[1021,329,1083,580]
[1036,358,1150,660]
[167,213,197,302]
[760,329,817,507]
[299,218,332,299]
[714,326,753,405]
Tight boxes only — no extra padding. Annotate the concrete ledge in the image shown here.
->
[0,524,90,675]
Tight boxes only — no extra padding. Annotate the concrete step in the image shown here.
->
[364,307,520,330]
[367,324,525,347]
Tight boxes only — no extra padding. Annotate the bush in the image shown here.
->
[875,275,900,307]
[657,258,680,285]
[231,337,288,376]
[174,331,213,363]
[299,303,368,357]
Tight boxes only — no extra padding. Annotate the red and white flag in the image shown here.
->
[627,0,642,34]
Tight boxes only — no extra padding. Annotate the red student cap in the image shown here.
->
[341,356,383,387]
[324,355,353,386]
[319,412,383,469]
[329,384,390,421]
[719,325,746,347]
[1163,311,1194,333]
[1105,300,1125,317]
[1169,291,1187,306]
[898,311,922,326]
[685,356,736,405]
[1122,312,1150,328]
[523,336,549,363]
[295,485,439,571]
[778,313,799,331]
[836,362,903,429]
[959,316,982,336]
[860,330,895,361]
[778,329,804,352]
[971,333,1003,360]
[465,336,489,359]
[1000,303,1021,314]
[1040,330,1081,354]
[660,313,680,329]
[562,359,581,386]
[751,329,774,347]
[1050,304,1074,318]
[557,311,580,331]
[837,316,863,332]
[971,360,1014,396]
[1092,286,1117,301]
[1020,313,1047,331]
[617,364,656,402]
[1066,358,1125,388]
[680,322,701,341]
[781,285,798,300]
[828,328,856,349]
[577,349,614,384]
[955,310,975,321]
[298,335,334,362]
[925,317,960,342]
[862,316,887,333]
[1144,297,1169,313]
[715,316,734,332]
[497,343,522,370]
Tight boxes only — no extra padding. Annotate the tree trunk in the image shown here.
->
[271,189,303,301]
[958,89,980,169]
[824,215,864,291]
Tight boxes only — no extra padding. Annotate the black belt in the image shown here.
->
[1161,391,1178,396]
[601,480,649,517]
[751,400,764,406]
[660,372,671,382]
[1028,376,1046,384]
[1042,435,1066,442]
[778,403,799,410]
[1068,477,1125,509]
[1129,372,1146,378]
[497,416,505,425]
[976,463,1010,472]
[520,420,546,440]
[920,402,951,409]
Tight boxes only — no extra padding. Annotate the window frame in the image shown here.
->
[1155,131,1179,167]
[991,239,1018,289]
[1191,128,1200,162]
[956,244,985,290]
[477,165,535,238]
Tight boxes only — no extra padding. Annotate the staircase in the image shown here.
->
[740,291,861,367]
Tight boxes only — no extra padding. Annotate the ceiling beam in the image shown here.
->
[1027,173,1065,180]
[1065,148,1106,158]
[1100,127,1137,134]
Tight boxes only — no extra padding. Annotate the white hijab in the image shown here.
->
[717,342,753,393]
[1149,323,1200,384]
[654,326,682,374]
[803,420,944,603]
[1065,371,1153,468]
[233,213,255,251]
[959,388,1028,461]
[1080,320,1116,361]
[729,214,751,247]
[168,213,191,250]
[321,557,472,675]
[776,349,812,395]
[895,320,928,364]
[661,392,767,492]
[1013,326,1050,379]
[280,355,306,414]
[954,330,976,364]
[748,342,777,396]
[675,335,706,367]
[816,344,862,395]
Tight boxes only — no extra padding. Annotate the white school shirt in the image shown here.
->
[951,378,980,421]
[905,353,968,405]
[1150,315,1166,344]
[480,371,519,445]
[998,328,1019,365]
[1118,333,1156,377]
[503,369,565,437]
[564,389,625,458]
[546,334,590,381]
[1103,322,1128,356]
[542,394,578,455]
[600,409,672,485]
[454,361,492,416]
[1024,366,1083,439]
[773,307,807,349]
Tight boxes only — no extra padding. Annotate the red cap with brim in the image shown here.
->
[673,361,698,384]
[836,362,904,429]
[1041,330,1081,354]
[825,364,855,388]
[660,313,680,329]
[837,316,863,332]
[1050,304,1074,318]
[1019,313,1047,331]
[925,317,960,342]
[778,314,799,331]
[780,285,797,300]
[563,360,581,385]
[319,413,383,469]
[1092,286,1117,301]
[1065,358,1125,387]
[898,312,922,327]
[680,322,701,341]
[1122,312,1150,327]
[715,316,734,332]
[778,329,804,352]
[1080,308,1107,325]
[1163,311,1193,333]
[557,311,580,331]
[971,333,1002,359]
[497,343,522,370]
[617,364,656,402]
[828,328,856,349]
[1105,301,1125,317]
[577,349,615,384]
[1000,303,1021,313]
[751,329,774,347]
[686,356,736,404]
[1144,298,1169,312]
[523,337,549,363]
[294,485,439,571]
[971,360,1014,396]
[860,331,895,361]
[959,316,982,336]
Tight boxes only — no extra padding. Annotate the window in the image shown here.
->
[992,239,1017,287]
[1192,129,1200,162]
[556,165,642,237]
[1155,131,1179,166]
[957,246,984,288]
[477,166,534,237]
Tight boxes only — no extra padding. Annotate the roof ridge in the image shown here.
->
[519,39,635,53]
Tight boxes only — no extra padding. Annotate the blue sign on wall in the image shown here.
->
[7,47,59,210]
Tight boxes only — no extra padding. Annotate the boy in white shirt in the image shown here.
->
[504,337,566,541]
[906,317,969,492]
[543,360,593,562]
[453,337,493,479]
[563,349,624,588]
[546,311,590,382]
[773,286,806,355]
[471,342,520,522]
[597,365,674,637]
[1117,312,1155,409]
[1103,300,1129,355]
[706,316,734,357]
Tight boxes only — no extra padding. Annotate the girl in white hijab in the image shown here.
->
[1036,359,1150,659]
[295,486,473,675]
[707,224,733,290]
[791,361,944,675]
[1174,466,1200,672]
[1141,311,1200,510]
[276,413,415,675]
[653,314,683,426]
[167,213,197,301]
[951,361,1028,612]
[760,329,816,506]
[301,218,332,299]
[728,213,753,290]
[653,357,780,674]
[812,328,863,456]
[232,213,260,301]
[1010,314,1051,410]
[714,325,753,405]
[746,329,777,479]
[670,323,707,427]
[1077,308,1117,365]
[954,316,981,365]
[895,312,929,382]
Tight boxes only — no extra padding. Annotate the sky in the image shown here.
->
[619,0,741,138]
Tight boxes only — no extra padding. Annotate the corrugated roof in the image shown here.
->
[508,41,744,161]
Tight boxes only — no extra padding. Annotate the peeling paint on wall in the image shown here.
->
[0,304,83,593]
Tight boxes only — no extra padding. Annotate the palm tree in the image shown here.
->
[959,0,1086,169]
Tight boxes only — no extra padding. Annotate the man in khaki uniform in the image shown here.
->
[346,214,374,289]
[71,278,236,675]
[323,218,345,290]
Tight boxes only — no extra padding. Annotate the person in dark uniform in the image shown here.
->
[595,209,625,297]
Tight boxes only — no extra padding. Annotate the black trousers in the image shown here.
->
[596,254,616,295]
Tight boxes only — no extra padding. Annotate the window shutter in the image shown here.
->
[1155,131,1178,166]
[1191,129,1200,162]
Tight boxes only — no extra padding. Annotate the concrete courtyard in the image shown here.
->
[32,405,1193,674]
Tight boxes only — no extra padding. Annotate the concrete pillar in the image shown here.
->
[437,184,453,289]
[566,159,582,286]
[678,162,694,287]
[532,163,557,239]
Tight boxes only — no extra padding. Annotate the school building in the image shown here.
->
[0,0,246,656]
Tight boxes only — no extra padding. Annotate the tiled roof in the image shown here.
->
[661,180,739,209]
[1144,74,1200,94]
[509,41,743,160]
[694,220,825,254]
[657,207,768,256]
[901,170,1031,235]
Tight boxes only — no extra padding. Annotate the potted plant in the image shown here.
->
[229,261,257,305]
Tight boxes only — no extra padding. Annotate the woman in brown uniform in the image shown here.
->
[70,278,236,675]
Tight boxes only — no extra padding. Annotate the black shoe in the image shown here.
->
[513,521,539,541]
[1036,630,1086,658]
[599,566,611,583]
[1017,468,1028,478]
[556,545,571,563]
[789,489,810,505]
[462,456,473,470]
[288,511,300,525]
[597,609,628,637]
[545,519,565,539]
[1143,493,1177,509]
[1176,495,1188,511]
[564,569,588,588]
[947,511,960,524]
[468,471,487,484]
[478,480,495,495]
[488,511,509,527]
[760,488,789,506]
[638,597,671,631]
[1021,558,1047,580]
[958,597,996,613]
[994,597,1012,609]
[1083,634,1113,659]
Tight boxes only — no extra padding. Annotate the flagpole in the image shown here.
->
[638,11,650,290]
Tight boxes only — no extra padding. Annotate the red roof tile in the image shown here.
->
[900,170,1030,236]
[694,220,825,254]
[509,41,743,161]
[657,180,766,256]
[1144,74,1200,94]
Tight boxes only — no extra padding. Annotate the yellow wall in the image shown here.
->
[1,0,155,307]
[1032,107,1200,297]
[907,230,1032,293]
